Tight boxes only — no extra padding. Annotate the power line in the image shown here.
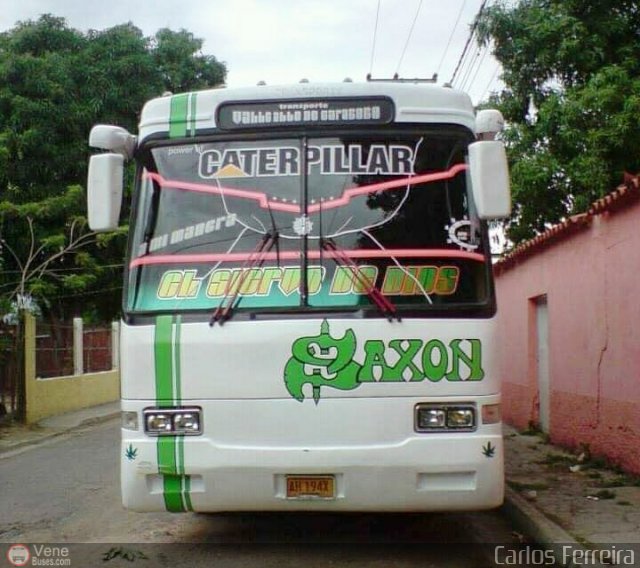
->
[456,41,482,89]
[369,0,382,76]
[49,285,123,300]
[465,45,490,92]
[436,0,468,77]
[448,0,489,85]
[460,42,490,91]
[480,64,501,100]
[395,0,424,76]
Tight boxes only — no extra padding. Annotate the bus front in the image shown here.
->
[88,83,510,513]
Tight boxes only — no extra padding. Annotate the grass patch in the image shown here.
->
[617,501,632,507]
[519,423,550,442]
[587,471,603,480]
[539,452,575,467]
[583,456,608,470]
[592,489,616,500]
[597,474,640,488]
[520,422,543,436]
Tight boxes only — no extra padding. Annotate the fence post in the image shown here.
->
[111,321,120,370]
[23,312,36,423]
[73,317,83,375]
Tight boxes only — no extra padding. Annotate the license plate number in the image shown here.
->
[286,476,335,499]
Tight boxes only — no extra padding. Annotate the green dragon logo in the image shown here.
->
[284,320,362,404]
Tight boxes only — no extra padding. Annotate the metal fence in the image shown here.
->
[35,319,117,379]
[35,322,74,378]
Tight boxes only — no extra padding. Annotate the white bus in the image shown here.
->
[87,80,510,513]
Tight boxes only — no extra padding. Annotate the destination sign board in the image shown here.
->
[216,97,394,130]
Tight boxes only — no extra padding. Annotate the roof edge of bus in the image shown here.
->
[138,81,476,142]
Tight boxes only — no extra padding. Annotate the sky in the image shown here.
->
[0,0,502,104]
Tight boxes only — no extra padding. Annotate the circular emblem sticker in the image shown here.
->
[292,215,313,236]
[445,217,478,251]
[7,544,30,567]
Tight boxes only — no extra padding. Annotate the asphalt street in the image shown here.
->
[0,418,526,567]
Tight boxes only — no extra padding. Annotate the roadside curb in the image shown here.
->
[0,410,119,457]
[503,486,606,568]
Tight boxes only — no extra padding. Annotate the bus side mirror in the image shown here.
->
[87,153,124,232]
[89,124,136,159]
[468,140,511,219]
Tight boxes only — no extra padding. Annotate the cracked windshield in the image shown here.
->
[127,129,489,314]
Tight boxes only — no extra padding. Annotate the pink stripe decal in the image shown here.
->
[144,163,467,215]
[130,249,485,268]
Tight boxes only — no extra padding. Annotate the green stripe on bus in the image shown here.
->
[169,93,198,138]
[154,315,174,406]
[174,315,182,404]
[188,93,197,136]
[177,436,184,475]
[163,475,186,512]
[157,436,178,475]
[183,474,193,511]
[169,94,189,138]
[154,316,192,512]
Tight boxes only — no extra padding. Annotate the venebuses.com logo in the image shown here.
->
[6,545,30,567]
[6,544,71,566]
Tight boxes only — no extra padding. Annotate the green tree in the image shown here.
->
[0,15,227,322]
[478,1,640,244]
[153,28,226,93]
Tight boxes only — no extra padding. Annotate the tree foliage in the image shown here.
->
[0,15,226,321]
[478,1,640,244]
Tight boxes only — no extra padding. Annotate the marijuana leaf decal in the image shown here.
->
[482,442,496,458]
[125,444,138,461]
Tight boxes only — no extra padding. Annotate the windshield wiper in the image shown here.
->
[266,203,281,268]
[210,231,278,326]
[320,238,400,322]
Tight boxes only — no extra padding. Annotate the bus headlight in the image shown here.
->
[173,411,201,434]
[417,408,446,430]
[446,408,474,429]
[415,404,476,432]
[143,407,202,436]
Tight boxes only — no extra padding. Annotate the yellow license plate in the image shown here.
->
[286,475,335,499]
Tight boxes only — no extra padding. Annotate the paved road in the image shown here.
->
[0,419,524,567]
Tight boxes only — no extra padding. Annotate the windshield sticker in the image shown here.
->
[144,163,467,216]
[284,320,484,403]
[138,214,238,255]
[198,144,415,179]
[132,249,483,268]
[292,215,313,236]
[445,217,479,251]
[153,265,460,302]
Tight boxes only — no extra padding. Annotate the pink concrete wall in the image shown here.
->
[495,204,640,474]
